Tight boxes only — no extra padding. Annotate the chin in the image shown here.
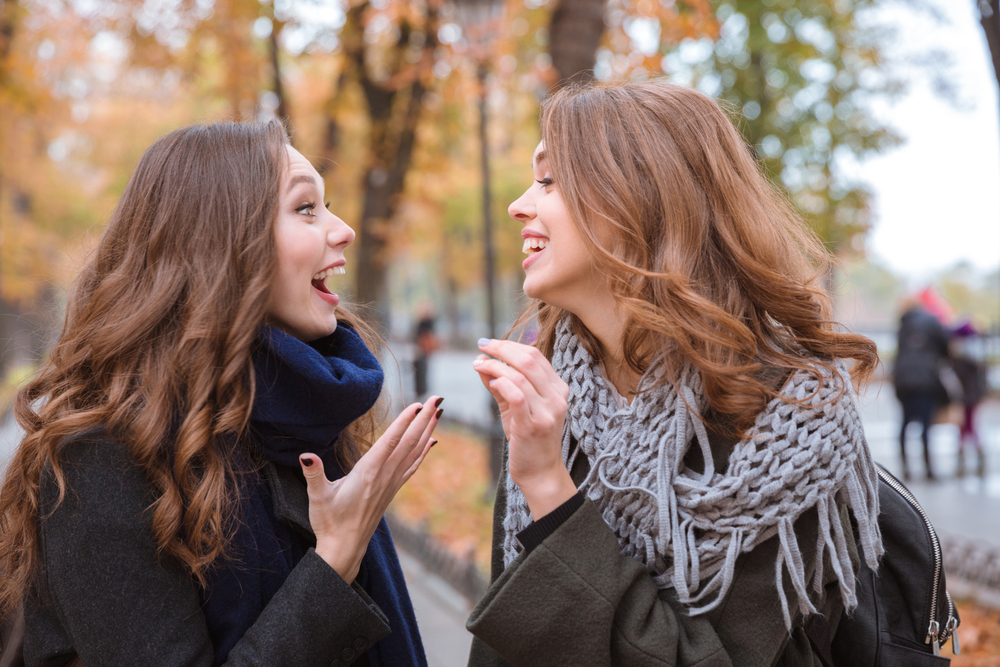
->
[522,277,541,300]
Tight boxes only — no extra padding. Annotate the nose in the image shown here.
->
[328,214,355,248]
[508,186,535,223]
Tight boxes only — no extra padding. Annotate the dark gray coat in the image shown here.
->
[468,428,860,667]
[25,429,390,667]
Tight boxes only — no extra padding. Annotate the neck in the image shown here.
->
[572,302,642,400]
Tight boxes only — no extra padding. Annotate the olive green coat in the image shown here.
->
[467,431,860,667]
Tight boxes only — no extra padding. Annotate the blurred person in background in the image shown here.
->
[411,302,440,402]
[468,81,882,666]
[893,296,951,481]
[0,121,442,667]
[951,321,987,477]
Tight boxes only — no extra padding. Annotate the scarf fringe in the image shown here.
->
[503,320,882,630]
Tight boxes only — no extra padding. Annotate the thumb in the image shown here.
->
[299,454,328,491]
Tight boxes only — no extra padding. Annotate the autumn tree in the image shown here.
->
[0,1,107,374]
[548,0,607,85]
[313,0,443,317]
[706,0,901,253]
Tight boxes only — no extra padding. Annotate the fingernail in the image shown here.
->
[488,379,496,387]
[473,358,484,368]
[434,397,444,408]
[477,337,490,347]
[415,407,422,414]
[300,457,313,467]
[430,439,438,447]
[435,408,444,419]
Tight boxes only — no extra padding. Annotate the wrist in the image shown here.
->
[520,469,577,520]
[315,536,360,583]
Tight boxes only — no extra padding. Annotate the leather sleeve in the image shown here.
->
[31,432,390,667]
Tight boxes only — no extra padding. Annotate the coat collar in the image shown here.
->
[263,461,313,539]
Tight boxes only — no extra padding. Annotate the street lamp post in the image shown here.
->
[455,0,506,485]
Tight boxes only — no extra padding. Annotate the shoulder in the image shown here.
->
[39,427,155,522]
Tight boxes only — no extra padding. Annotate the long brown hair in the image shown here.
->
[0,121,382,617]
[516,81,877,431]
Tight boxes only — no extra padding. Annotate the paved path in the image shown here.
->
[397,549,474,666]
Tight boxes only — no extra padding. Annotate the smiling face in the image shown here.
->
[509,142,608,314]
[266,145,355,342]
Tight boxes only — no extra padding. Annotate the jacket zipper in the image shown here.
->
[874,465,956,654]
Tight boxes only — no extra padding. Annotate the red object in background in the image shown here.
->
[917,286,957,325]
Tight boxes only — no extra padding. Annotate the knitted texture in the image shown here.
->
[503,317,883,627]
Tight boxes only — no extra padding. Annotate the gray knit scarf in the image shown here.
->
[503,317,883,627]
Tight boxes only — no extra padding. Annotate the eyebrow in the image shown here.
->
[285,174,320,194]
[532,150,547,168]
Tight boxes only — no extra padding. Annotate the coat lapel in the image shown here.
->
[264,462,314,539]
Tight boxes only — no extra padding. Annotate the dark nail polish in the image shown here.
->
[430,439,438,447]
[434,397,444,408]
[415,407,422,414]
[435,408,444,419]
[301,458,313,467]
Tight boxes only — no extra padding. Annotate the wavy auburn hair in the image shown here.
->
[518,81,877,431]
[0,121,381,617]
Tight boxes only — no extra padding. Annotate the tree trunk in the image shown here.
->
[335,2,439,318]
[981,0,1000,87]
[548,0,607,87]
[269,22,291,134]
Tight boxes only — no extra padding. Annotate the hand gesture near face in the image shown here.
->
[298,396,442,582]
[474,339,577,518]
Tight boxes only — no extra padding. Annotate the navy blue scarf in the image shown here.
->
[200,323,426,667]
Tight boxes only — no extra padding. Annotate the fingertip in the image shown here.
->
[477,337,491,348]
[299,454,314,468]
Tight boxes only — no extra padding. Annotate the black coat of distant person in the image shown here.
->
[893,305,950,400]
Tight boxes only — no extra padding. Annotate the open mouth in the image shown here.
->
[312,266,345,295]
[522,237,549,255]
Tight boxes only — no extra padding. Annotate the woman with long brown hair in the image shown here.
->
[0,121,440,666]
[467,81,882,665]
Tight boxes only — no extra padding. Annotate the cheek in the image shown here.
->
[274,226,316,278]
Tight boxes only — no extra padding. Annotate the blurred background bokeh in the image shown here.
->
[1,0,1000,663]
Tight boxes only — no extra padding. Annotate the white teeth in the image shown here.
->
[521,238,549,254]
[313,266,347,280]
[312,266,346,281]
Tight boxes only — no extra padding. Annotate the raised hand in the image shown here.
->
[299,395,442,582]
[473,338,576,519]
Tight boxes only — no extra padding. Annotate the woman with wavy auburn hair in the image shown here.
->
[468,81,882,666]
[0,121,440,666]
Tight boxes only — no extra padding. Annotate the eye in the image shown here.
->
[325,202,331,210]
[295,202,317,217]
[535,177,553,188]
